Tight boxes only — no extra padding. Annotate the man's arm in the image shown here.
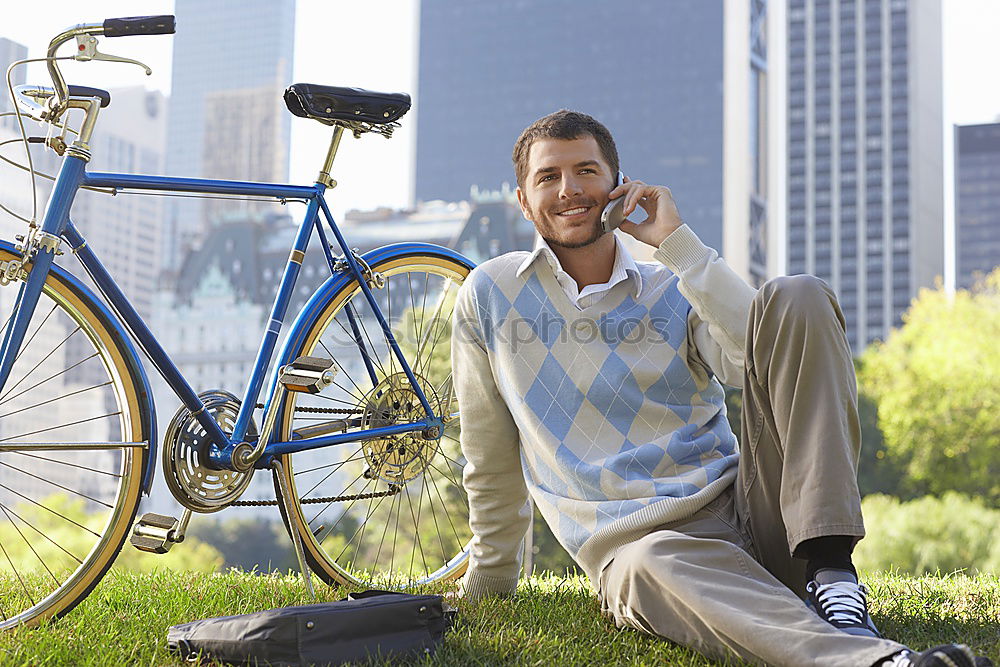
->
[613,179,756,386]
[452,279,532,600]
[653,225,756,387]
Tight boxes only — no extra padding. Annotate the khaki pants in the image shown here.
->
[598,275,906,667]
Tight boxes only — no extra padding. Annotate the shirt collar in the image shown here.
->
[515,232,643,299]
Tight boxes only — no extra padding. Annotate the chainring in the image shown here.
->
[162,389,258,513]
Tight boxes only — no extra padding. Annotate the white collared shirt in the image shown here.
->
[515,232,643,310]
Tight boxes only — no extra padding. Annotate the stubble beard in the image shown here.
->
[530,203,606,250]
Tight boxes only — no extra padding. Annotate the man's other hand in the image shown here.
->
[610,176,684,247]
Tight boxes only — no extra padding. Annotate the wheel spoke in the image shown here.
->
[294,453,368,476]
[310,474,378,547]
[0,482,100,537]
[6,451,121,478]
[0,500,84,564]
[0,324,81,402]
[317,338,367,399]
[0,460,113,508]
[0,504,59,586]
[0,379,111,418]
[0,411,122,443]
[305,457,370,527]
[301,443,366,501]
[12,302,58,366]
[276,257,472,587]
[420,468,450,565]
[0,257,142,629]
[332,475,388,569]
[424,465,465,547]
[372,488,401,579]
[0,534,35,608]
[427,451,466,492]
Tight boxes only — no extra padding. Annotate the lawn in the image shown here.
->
[0,569,996,665]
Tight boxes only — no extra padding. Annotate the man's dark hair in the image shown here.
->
[512,109,620,190]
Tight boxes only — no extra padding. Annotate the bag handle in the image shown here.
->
[345,589,398,601]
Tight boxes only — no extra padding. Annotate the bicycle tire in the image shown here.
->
[273,248,474,588]
[0,247,146,629]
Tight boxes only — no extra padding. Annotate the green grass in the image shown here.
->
[0,569,996,666]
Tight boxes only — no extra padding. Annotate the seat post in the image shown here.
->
[316,125,345,188]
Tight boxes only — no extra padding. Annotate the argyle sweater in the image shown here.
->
[452,224,757,599]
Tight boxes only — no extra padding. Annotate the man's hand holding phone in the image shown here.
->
[603,175,685,248]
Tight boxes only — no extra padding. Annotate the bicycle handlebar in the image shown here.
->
[103,15,176,38]
[41,15,176,122]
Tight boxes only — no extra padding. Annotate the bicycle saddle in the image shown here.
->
[283,83,410,126]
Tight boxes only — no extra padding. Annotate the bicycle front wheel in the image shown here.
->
[0,247,146,629]
[274,248,473,588]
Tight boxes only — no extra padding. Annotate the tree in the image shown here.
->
[853,492,1000,575]
[859,269,1000,506]
[188,517,295,572]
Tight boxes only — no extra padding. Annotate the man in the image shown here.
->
[450,110,992,667]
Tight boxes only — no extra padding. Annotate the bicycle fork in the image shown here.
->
[0,155,86,394]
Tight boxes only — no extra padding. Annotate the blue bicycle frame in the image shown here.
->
[0,150,454,486]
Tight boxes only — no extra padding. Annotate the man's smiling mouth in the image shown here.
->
[557,207,590,217]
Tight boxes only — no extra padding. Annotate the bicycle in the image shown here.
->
[0,15,476,629]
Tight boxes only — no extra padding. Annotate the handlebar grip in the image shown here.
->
[103,15,176,37]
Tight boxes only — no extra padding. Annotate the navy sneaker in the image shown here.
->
[805,568,881,638]
[881,645,994,667]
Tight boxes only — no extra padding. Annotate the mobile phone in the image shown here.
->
[600,170,626,233]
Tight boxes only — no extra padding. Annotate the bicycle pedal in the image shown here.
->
[130,512,183,554]
[279,356,339,394]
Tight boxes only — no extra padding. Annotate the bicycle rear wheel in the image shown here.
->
[0,248,145,629]
[274,249,473,587]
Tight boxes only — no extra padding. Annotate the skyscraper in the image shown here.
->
[0,37,27,133]
[954,122,1000,290]
[163,0,295,269]
[72,87,166,319]
[0,36,60,241]
[785,0,944,352]
[414,0,783,282]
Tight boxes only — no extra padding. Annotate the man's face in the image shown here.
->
[516,136,616,249]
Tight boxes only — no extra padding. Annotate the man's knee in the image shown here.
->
[760,274,832,303]
[755,274,843,326]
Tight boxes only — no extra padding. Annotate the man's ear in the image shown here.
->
[515,186,533,222]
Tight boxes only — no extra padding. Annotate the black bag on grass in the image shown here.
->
[167,590,456,666]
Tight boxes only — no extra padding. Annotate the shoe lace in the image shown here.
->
[810,580,868,625]
[883,650,914,667]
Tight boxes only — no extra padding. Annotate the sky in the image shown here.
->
[3,0,1000,230]
[2,0,418,221]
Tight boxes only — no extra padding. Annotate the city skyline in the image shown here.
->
[2,0,997,232]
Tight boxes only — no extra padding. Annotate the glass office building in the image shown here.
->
[955,122,1000,290]
[163,0,296,269]
[0,38,27,131]
[785,0,943,352]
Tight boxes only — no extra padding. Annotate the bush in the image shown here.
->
[855,493,1000,576]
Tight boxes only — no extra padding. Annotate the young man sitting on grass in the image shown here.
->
[450,109,993,667]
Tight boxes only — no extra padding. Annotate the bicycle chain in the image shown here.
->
[234,403,392,506]
[232,486,400,507]
[294,405,363,415]
[255,403,364,416]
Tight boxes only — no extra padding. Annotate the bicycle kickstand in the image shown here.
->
[272,458,316,599]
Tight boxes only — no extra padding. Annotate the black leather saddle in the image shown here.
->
[283,83,410,126]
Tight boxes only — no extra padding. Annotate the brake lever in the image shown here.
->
[74,34,152,75]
